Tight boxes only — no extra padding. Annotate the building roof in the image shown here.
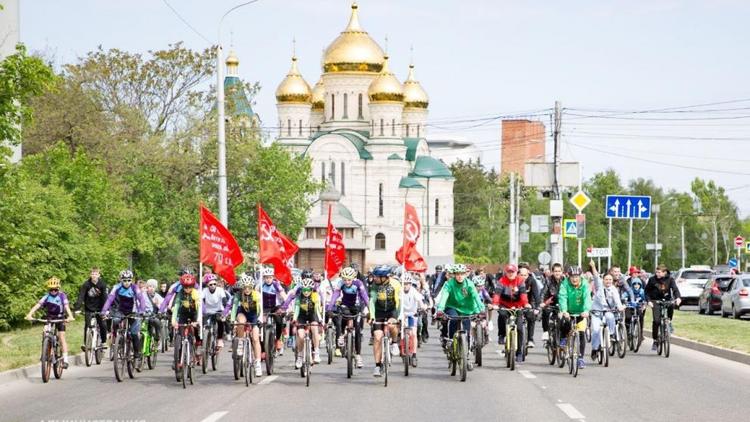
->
[404,138,420,162]
[410,155,453,179]
[387,153,403,160]
[306,129,373,160]
[399,176,425,189]
[224,76,258,119]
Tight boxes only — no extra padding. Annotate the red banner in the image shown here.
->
[258,204,299,285]
[324,205,346,279]
[395,202,425,272]
[199,205,243,285]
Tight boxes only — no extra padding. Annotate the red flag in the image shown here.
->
[324,205,346,279]
[395,202,425,271]
[199,205,243,285]
[258,204,299,285]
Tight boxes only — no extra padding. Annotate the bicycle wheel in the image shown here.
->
[41,337,52,383]
[211,336,219,372]
[383,337,389,387]
[245,341,252,387]
[633,319,642,353]
[475,324,483,367]
[607,326,616,357]
[232,337,240,380]
[201,330,210,374]
[585,320,592,343]
[509,327,516,371]
[504,333,511,369]
[265,327,275,375]
[572,332,579,378]
[85,328,94,367]
[657,323,664,356]
[602,326,610,368]
[402,333,410,377]
[114,336,125,382]
[546,326,556,365]
[95,331,103,365]
[346,332,354,379]
[326,326,335,365]
[664,322,671,358]
[305,337,311,388]
[53,341,64,379]
[459,332,468,382]
[617,323,627,359]
[174,341,182,382]
[188,344,194,385]
[181,341,188,389]
[126,338,135,379]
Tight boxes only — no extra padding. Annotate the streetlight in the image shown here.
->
[217,0,260,227]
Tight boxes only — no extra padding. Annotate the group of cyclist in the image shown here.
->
[25,258,682,379]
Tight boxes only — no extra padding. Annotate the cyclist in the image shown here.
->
[645,264,681,351]
[25,277,76,368]
[435,264,485,356]
[415,272,434,343]
[259,266,288,355]
[611,266,635,306]
[540,263,564,344]
[283,277,323,369]
[589,261,625,361]
[158,268,193,314]
[228,273,262,377]
[493,264,530,363]
[171,273,204,368]
[102,270,148,360]
[74,267,108,354]
[368,264,402,377]
[328,266,369,368]
[402,272,427,367]
[143,279,163,345]
[202,273,228,349]
[519,263,541,349]
[558,266,591,369]
[471,274,492,344]
[623,277,646,341]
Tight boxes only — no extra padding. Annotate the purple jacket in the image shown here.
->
[327,279,369,311]
[102,283,147,314]
[158,281,181,313]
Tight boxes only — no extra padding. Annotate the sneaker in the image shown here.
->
[80,345,87,352]
[591,349,598,361]
[498,336,506,346]
[390,342,400,357]
[527,340,535,349]
[295,356,303,369]
[411,354,418,367]
[373,365,382,377]
[651,343,658,352]
[334,348,342,357]
[337,336,345,347]
[63,362,69,369]
[313,351,321,364]
[577,357,586,369]
[368,337,374,346]
[541,331,549,342]
[254,360,262,377]
[355,354,364,368]
[559,338,567,347]
[487,321,494,332]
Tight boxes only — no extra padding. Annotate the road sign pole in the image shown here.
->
[607,218,612,270]
[627,218,633,270]
[577,238,582,268]
[654,206,660,272]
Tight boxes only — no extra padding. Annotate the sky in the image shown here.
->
[16,0,750,215]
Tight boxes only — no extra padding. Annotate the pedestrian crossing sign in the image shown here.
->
[563,219,577,238]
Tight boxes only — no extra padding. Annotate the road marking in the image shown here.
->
[557,403,585,419]
[201,411,228,422]
[259,375,278,385]
[518,370,536,379]
[541,385,547,389]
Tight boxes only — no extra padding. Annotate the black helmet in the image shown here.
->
[566,265,582,276]
[372,265,391,277]
[300,269,313,280]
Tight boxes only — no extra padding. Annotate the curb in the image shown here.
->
[644,330,750,366]
[0,352,86,385]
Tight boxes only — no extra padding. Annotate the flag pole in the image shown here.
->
[323,205,332,319]
[199,263,204,339]
[400,202,408,342]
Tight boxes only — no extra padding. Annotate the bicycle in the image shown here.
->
[174,323,198,389]
[232,322,257,387]
[262,312,281,375]
[401,316,418,376]
[627,303,644,353]
[591,310,610,368]
[202,314,221,373]
[83,312,104,367]
[542,306,565,368]
[565,314,586,378]
[293,322,316,387]
[31,318,66,383]
[442,314,477,382]
[499,308,524,371]
[374,319,401,387]
[340,311,363,379]
[109,313,140,382]
[140,313,159,370]
[653,300,676,358]
[470,310,488,367]
[612,309,627,359]
[325,315,336,365]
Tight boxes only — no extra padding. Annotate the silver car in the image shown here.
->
[674,267,713,306]
[720,276,750,319]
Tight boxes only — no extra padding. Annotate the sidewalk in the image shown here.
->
[644,329,750,366]
[0,352,86,384]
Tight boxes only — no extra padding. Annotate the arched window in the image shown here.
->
[330,160,336,187]
[287,119,291,136]
[298,119,302,136]
[435,198,440,225]
[391,118,396,136]
[321,162,326,183]
[343,93,348,119]
[358,93,363,119]
[406,124,410,137]
[379,119,384,136]
[417,124,420,138]
[375,233,386,250]
[378,183,384,217]
[331,94,335,120]
[340,162,346,195]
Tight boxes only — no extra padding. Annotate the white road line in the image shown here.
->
[556,403,585,419]
[201,411,228,422]
[259,375,278,385]
[518,370,536,379]
[541,386,547,389]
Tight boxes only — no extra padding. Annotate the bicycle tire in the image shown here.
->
[572,332,579,378]
[232,337,240,380]
[245,340,252,387]
[126,337,135,379]
[346,331,354,378]
[188,343,194,385]
[305,337,311,387]
[265,327,275,375]
[509,327,516,371]
[94,330,103,365]
[475,326,483,367]
[51,339,63,379]
[657,323,664,356]
[383,336,389,387]
[664,322,671,358]
[607,324,615,357]
[603,326,610,367]
[617,323,627,358]
[41,337,52,383]
[585,320,592,343]
[459,332,468,382]
[633,319,642,353]
[181,341,188,389]
[85,328,94,367]
[326,326,334,365]
[403,332,410,377]
[202,330,210,374]
[114,336,125,382]
[174,341,182,382]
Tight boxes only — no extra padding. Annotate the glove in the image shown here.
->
[435,311,445,319]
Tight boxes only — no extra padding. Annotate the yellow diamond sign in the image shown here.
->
[570,190,591,212]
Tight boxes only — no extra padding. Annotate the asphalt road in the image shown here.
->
[1,322,749,422]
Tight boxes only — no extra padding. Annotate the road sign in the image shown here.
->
[734,235,744,248]
[520,223,530,232]
[586,247,611,258]
[563,219,577,238]
[728,257,738,268]
[576,213,586,239]
[605,195,652,219]
[645,243,663,250]
[520,231,530,243]
[570,190,591,212]
[538,251,552,265]
[531,215,549,233]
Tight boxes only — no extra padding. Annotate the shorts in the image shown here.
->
[52,322,66,332]
[297,312,319,326]
[236,309,258,325]
[404,315,417,328]
[374,309,398,321]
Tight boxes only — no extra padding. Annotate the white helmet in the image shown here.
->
[340,267,357,280]
[238,273,255,289]
[300,278,315,289]
[292,273,302,286]
[261,266,274,277]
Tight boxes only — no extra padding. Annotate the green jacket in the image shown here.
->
[436,278,485,315]
[558,277,592,315]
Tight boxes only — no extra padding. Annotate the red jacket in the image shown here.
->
[493,276,529,309]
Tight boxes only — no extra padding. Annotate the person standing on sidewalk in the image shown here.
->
[75,267,108,352]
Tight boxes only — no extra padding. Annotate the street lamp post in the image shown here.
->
[217,0,260,227]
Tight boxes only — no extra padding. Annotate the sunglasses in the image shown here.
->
[208,283,217,287]
[302,288,312,293]
[49,288,59,292]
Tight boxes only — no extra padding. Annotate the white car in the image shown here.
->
[674,267,713,305]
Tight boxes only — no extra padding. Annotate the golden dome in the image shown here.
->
[225,50,239,66]
[403,64,429,109]
[275,56,312,104]
[322,3,384,73]
[311,79,325,110]
[367,56,404,103]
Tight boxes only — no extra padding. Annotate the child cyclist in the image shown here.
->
[25,277,76,368]
[401,272,427,367]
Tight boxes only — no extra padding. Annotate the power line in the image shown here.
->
[162,0,213,44]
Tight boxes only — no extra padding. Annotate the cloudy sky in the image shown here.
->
[18,0,750,214]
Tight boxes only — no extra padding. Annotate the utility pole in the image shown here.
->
[217,45,228,226]
[516,176,522,262]
[509,172,517,265]
[713,217,718,266]
[653,204,660,272]
[681,221,686,268]
[550,101,563,266]
[607,217,612,270]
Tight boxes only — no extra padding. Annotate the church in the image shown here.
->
[273,3,454,271]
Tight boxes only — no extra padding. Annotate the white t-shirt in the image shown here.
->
[402,288,424,317]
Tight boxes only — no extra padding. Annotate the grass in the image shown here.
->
[0,319,84,372]
[645,309,750,354]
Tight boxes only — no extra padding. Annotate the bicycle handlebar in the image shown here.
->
[30,318,66,323]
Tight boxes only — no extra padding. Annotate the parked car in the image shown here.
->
[674,266,713,306]
[698,275,735,315]
[712,264,733,275]
[721,276,750,319]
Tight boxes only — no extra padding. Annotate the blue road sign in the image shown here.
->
[728,257,738,268]
[605,195,652,219]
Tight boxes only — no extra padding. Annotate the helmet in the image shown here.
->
[146,279,159,289]
[566,265,583,276]
[260,266,275,277]
[435,265,444,271]
[340,267,357,280]
[390,266,403,277]
[472,275,486,287]
[180,273,196,288]
[504,264,518,274]
[203,273,217,284]
[300,269,313,280]
[179,267,194,276]
[300,278,315,289]
[452,264,467,274]
[119,270,134,282]
[401,272,414,286]
[372,265,391,277]
[292,273,302,286]
[46,277,61,290]
[237,273,255,289]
